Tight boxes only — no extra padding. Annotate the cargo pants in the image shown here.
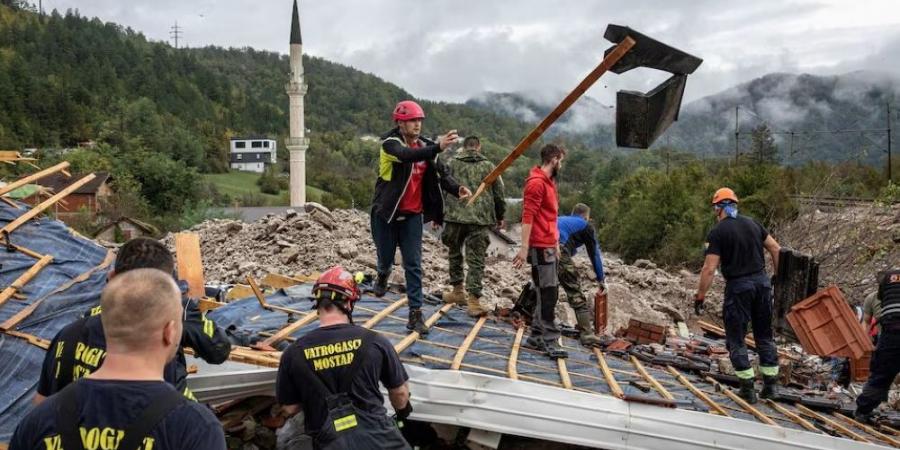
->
[441,222,490,298]
[528,247,561,345]
[856,326,900,415]
[723,272,779,379]
[558,249,590,315]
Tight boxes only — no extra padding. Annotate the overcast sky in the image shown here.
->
[39,0,900,105]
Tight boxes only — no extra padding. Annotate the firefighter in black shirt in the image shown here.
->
[34,237,231,404]
[277,266,412,450]
[694,187,782,404]
[855,269,900,423]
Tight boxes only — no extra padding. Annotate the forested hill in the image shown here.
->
[0,4,531,172]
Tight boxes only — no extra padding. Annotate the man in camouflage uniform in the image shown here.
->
[441,136,506,317]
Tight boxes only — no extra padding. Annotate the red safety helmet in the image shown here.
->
[711,187,739,205]
[392,100,425,121]
[312,266,361,306]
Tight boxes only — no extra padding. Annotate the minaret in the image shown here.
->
[286,0,308,206]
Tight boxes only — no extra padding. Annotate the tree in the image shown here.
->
[750,124,780,165]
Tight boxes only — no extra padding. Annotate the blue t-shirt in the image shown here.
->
[10,379,225,450]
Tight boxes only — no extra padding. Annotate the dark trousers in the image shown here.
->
[441,222,490,297]
[723,273,779,378]
[371,211,424,309]
[856,327,900,415]
[528,247,560,344]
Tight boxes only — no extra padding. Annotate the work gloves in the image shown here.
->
[693,293,706,316]
[395,401,413,421]
[598,282,609,295]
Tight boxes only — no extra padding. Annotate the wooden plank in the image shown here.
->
[795,405,869,443]
[261,273,305,289]
[394,304,453,353]
[362,298,408,329]
[255,311,319,350]
[763,400,818,432]
[197,298,226,312]
[0,162,70,197]
[666,366,730,416]
[414,354,563,389]
[451,316,487,370]
[226,284,254,300]
[593,348,625,399]
[466,36,636,205]
[880,426,900,437]
[246,276,305,315]
[705,376,779,427]
[4,330,50,349]
[631,355,674,400]
[0,255,53,308]
[698,320,794,359]
[833,412,900,447]
[0,174,95,235]
[508,326,525,380]
[557,358,573,389]
[174,232,205,299]
[0,196,20,209]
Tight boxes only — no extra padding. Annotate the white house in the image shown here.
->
[230,137,277,173]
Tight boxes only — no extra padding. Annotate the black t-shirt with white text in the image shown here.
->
[276,324,409,434]
[10,379,225,450]
[705,215,769,280]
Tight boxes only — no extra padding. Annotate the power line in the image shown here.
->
[169,21,183,49]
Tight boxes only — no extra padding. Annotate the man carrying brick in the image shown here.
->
[694,187,781,404]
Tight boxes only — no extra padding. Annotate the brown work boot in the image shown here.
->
[466,293,487,317]
[575,310,602,347]
[443,284,466,305]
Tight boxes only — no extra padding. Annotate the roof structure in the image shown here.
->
[34,171,110,195]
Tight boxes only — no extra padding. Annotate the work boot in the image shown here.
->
[575,310,602,347]
[524,336,569,359]
[466,293,487,317]
[738,378,758,404]
[374,273,388,297]
[406,308,429,335]
[760,375,779,400]
[442,284,466,305]
[854,410,875,425]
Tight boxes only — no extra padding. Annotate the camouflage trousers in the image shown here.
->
[558,249,589,315]
[442,222,490,298]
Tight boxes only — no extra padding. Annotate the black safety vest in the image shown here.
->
[878,270,900,325]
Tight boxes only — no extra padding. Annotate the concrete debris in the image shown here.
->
[163,208,707,332]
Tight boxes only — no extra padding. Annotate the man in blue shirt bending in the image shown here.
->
[557,203,607,347]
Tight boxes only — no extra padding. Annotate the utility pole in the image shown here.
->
[888,102,893,184]
[170,21,183,49]
[734,106,740,165]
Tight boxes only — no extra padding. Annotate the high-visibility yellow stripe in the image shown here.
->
[735,368,755,379]
[333,414,357,431]
[760,365,779,377]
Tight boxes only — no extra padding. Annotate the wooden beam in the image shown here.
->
[0,162,70,197]
[879,426,900,437]
[451,316,487,370]
[362,298,408,329]
[666,366,729,416]
[557,358,573,389]
[795,405,869,443]
[254,311,319,350]
[0,196,20,209]
[246,276,305,316]
[508,326,525,380]
[833,412,900,447]
[593,348,625,399]
[197,298,226,312]
[226,284,254,301]
[394,304,453,353]
[261,273,305,289]
[4,330,50,349]
[705,376,779,427]
[630,355,674,400]
[175,232,205,299]
[762,400,817,432]
[414,354,563,389]
[0,255,53,308]
[0,174,95,235]
[698,320,795,359]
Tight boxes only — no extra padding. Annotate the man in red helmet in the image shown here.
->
[371,100,472,334]
[694,187,782,404]
[277,266,412,449]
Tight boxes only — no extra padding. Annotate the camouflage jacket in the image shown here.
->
[443,149,506,226]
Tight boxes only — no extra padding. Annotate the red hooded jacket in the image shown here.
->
[521,166,559,248]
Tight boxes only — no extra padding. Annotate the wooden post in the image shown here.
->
[0,174,95,235]
[451,316,487,370]
[0,161,70,197]
[175,232,205,299]
[0,255,53,308]
[593,348,624,399]
[666,366,729,416]
[508,326,525,380]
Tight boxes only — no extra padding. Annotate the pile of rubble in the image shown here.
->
[165,206,705,333]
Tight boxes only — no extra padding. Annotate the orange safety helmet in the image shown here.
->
[712,187,739,205]
[312,266,361,306]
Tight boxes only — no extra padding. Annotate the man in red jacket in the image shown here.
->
[513,144,567,359]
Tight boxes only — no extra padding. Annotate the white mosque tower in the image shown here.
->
[286,0,308,206]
